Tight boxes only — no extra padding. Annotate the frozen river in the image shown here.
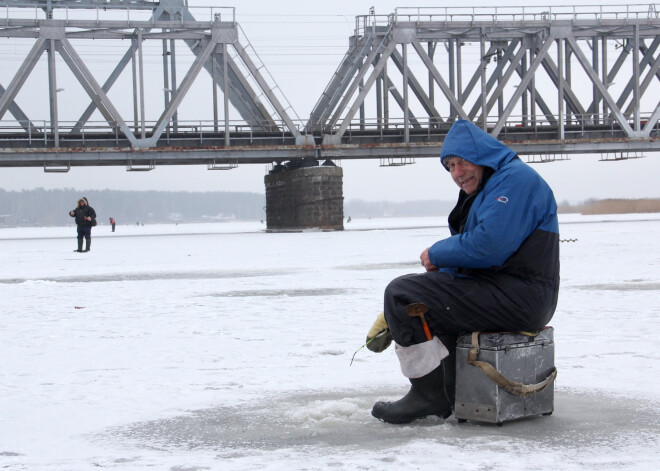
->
[1,214,658,470]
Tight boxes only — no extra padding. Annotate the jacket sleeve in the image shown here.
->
[428,168,553,269]
[69,209,76,217]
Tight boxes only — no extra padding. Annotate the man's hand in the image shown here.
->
[366,312,392,352]
[420,247,438,272]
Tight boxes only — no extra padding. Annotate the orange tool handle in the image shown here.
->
[422,322,432,341]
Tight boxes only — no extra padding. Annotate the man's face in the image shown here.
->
[446,157,484,195]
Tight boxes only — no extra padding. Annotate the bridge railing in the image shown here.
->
[354,14,392,37]
[332,112,660,142]
[0,118,308,147]
[393,4,660,23]
[0,113,658,148]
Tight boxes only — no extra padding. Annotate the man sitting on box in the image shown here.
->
[367,119,560,424]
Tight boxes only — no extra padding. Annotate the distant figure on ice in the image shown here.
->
[109,217,116,232]
[69,197,96,253]
[366,120,560,424]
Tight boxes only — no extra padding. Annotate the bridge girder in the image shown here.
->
[3,135,660,169]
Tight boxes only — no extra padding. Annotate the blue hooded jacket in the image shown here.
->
[430,120,559,324]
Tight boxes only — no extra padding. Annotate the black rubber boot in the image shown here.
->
[371,363,453,424]
[84,238,91,252]
[75,238,83,253]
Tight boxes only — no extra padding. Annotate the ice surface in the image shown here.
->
[0,215,659,470]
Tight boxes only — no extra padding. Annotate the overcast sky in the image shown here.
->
[0,0,657,204]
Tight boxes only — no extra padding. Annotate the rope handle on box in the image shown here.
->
[467,331,557,398]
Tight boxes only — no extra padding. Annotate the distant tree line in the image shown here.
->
[0,188,266,227]
[557,198,660,215]
[344,199,456,218]
[347,198,660,219]
[1,188,657,227]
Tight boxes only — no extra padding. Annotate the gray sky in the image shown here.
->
[0,0,657,203]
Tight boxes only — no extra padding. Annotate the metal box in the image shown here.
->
[454,327,556,424]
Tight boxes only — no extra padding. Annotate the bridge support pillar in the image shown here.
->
[264,161,344,231]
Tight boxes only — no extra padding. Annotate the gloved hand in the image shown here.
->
[366,312,393,352]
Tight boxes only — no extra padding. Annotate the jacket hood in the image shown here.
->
[440,120,517,171]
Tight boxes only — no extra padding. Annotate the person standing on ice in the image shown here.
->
[69,197,96,253]
[366,119,560,424]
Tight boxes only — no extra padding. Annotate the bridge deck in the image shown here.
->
[0,123,657,168]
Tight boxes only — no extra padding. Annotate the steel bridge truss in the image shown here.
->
[0,0,305,158]
[1,3,660,169]
[309,5,660,156]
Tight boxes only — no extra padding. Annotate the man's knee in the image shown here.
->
[384,273,420,302]
[385,273,410,295]
[384,274,433,346]
[383,274,416,322]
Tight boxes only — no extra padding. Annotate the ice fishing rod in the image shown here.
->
[349,329,386,366]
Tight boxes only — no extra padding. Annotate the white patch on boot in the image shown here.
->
[395,337,449,379]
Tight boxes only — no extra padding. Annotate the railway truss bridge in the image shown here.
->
[0,0,659,167]
[0,1,658,227]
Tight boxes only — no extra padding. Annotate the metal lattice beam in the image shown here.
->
[2,4,660,167]
[308,5,660,145]
[0,0,301,150]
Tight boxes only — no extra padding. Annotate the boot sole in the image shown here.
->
[371,402,452,424]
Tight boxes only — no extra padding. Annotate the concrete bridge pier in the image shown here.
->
[264,159,344,231]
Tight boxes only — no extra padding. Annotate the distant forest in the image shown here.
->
[0,188,266,227]
[0,188,658,227]
[557,198,660,215]
[347,198,660,218]
[0,189,457,227]
[344,199,456,218]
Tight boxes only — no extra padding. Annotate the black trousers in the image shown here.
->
[384,272,552,348]
[77,225,92,240]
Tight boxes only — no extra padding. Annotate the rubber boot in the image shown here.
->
[84,238,91,252]
[75,238,83,253]
[371,363,453,424]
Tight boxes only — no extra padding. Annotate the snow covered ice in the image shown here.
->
[0,215,659,470]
